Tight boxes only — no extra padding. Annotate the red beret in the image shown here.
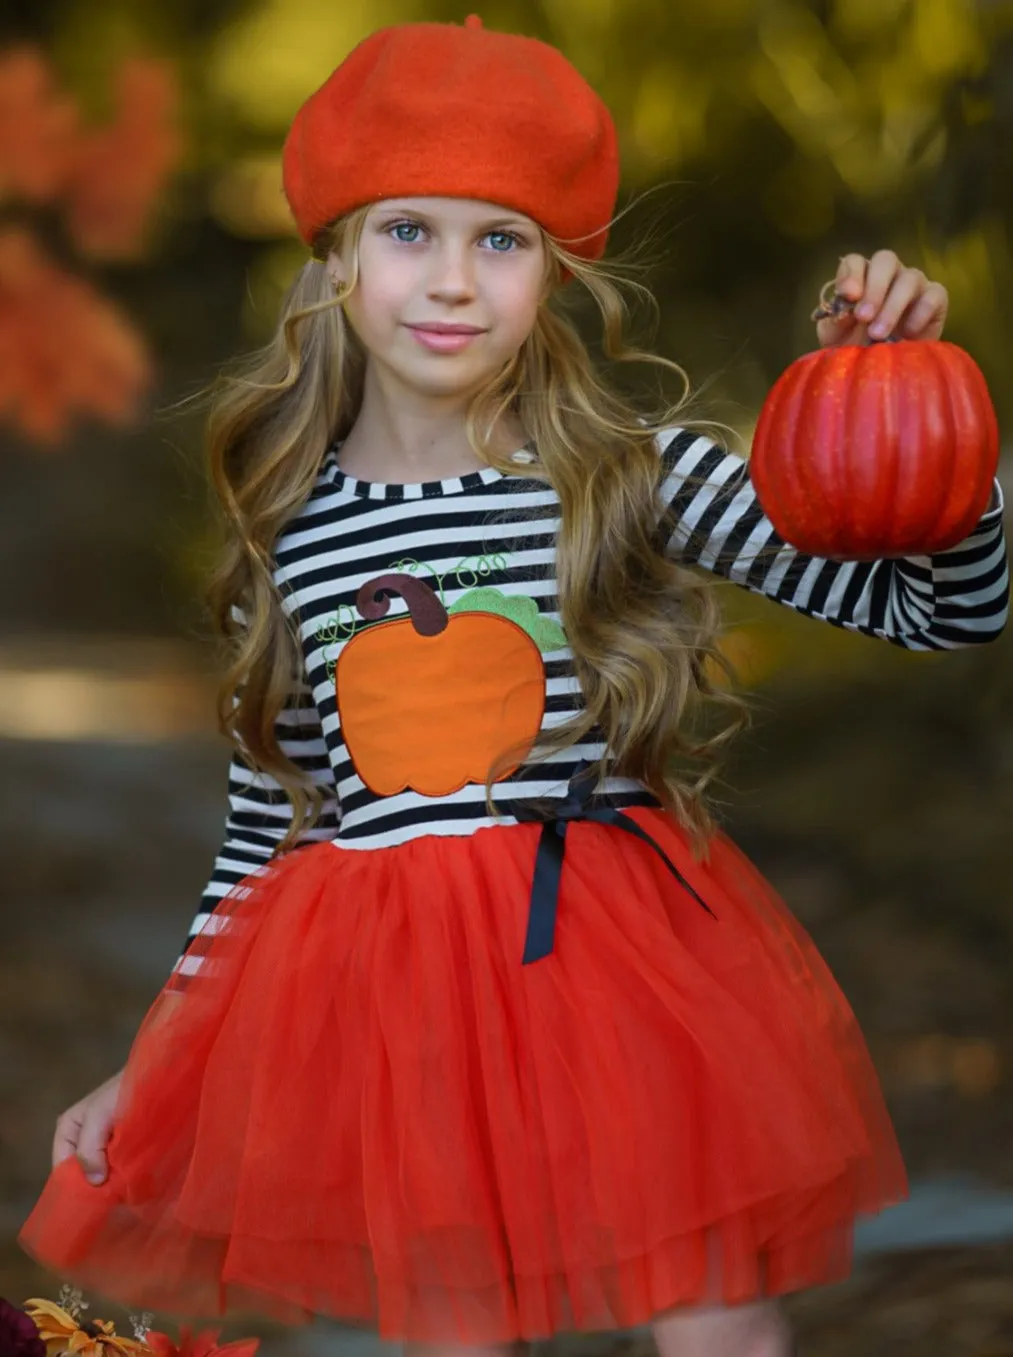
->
[281,17,620,261]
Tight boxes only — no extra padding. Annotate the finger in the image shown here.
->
[854,249,902,324]
[75,1107,112,1185]
[817,318,875,349]
[52,1105,85,1168]
[816,311,861,348]
[834,253,868,303]
[897,281,949,340]
[867,267,926,339]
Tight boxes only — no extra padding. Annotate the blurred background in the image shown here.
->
[1,0,1012,1353]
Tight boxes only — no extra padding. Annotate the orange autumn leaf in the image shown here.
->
[23,1300,149,1357]
[63,58,182,261]
[0,227,151,444]
[0,47,79,203]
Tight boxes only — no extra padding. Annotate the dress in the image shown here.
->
[19,429,1009,1343]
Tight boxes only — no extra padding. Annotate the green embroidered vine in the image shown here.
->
[314,551,565,676]
[391,552,510,606]
[314,604,358,680]
[455,552,509,590]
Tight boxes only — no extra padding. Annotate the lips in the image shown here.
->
[407,322,485,335]
[406,322,487,353]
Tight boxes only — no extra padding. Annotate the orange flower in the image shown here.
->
[22,1302,149,1357]
[0,227,151,444]
[145,1331,259,1357]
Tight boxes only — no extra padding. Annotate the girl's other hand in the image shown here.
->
[53,1070,124,1185]
[815,249,950,348]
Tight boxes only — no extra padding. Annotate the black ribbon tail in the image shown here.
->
[591,808,717,919]
[522,821,568,964]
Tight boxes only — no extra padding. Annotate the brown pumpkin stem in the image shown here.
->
[811,287,901,343]
[356,572,449,636]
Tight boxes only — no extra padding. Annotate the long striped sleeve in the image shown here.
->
[659,427,1009,649]
[169,676,340,989]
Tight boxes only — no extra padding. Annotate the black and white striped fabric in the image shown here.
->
[176,427,1008,975]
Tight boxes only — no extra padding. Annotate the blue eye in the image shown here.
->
[484,232,518,252]
[391,222,423,243]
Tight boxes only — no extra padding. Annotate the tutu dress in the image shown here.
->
[20,428,1008,1343]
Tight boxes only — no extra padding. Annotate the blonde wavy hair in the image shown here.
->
[204,209,747,854]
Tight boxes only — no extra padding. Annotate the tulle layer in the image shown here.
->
[20,812,907,1343]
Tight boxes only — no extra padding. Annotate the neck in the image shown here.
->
[338,363,523,482]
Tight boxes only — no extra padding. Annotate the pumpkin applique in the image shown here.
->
[336,572,566,798]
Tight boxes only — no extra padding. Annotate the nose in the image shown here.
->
[426,240,477,305]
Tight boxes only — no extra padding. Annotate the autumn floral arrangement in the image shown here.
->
[0,1289,257,1357]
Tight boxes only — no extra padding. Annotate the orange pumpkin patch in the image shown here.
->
[337,573,546,797]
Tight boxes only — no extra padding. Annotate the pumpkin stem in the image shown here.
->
[810,290,902,343]
[356,572,449,636]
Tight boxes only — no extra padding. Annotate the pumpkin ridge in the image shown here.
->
[941,342,991,542]
[877,342,903,554]
[793,350,835,551]
[960,344,1001,526]
[924,341,958,543]
[828,346,858,553]
[828,347,851,552]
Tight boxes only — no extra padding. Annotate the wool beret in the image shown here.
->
[281,17,620,261]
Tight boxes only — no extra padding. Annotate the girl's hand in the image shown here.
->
[815,250,949,348]
[53,1069,124,1185]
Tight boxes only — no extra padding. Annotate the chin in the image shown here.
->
[398,360,503,400]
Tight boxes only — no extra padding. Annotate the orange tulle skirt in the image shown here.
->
[20,811,907,1343]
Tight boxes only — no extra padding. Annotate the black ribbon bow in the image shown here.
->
[507,762,717,965]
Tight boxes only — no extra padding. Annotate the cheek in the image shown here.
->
[487,270,543,348]
[345,260,413,337]
[345,283,396,339]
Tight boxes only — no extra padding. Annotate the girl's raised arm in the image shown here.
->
[658,426,1009,650]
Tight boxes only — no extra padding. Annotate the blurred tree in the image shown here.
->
[0,45,182,445]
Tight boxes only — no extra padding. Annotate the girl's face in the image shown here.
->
[328,197,548,401]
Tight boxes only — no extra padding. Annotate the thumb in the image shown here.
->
[815,310,870,349]
[813,293,871,350]
[75,1110,112,1186]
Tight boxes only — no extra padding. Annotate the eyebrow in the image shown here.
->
[373,205,534,231]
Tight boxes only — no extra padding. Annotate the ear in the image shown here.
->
[325,248,346,290]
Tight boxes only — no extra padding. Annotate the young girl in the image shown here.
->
[20,17,1008,1357]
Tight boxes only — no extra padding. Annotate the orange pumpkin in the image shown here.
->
[336,572,546,797]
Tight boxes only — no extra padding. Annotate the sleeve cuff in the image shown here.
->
[960,478,1006,541]
[982,477,1005,521]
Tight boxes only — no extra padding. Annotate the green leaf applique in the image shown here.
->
[447,587,568,654]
